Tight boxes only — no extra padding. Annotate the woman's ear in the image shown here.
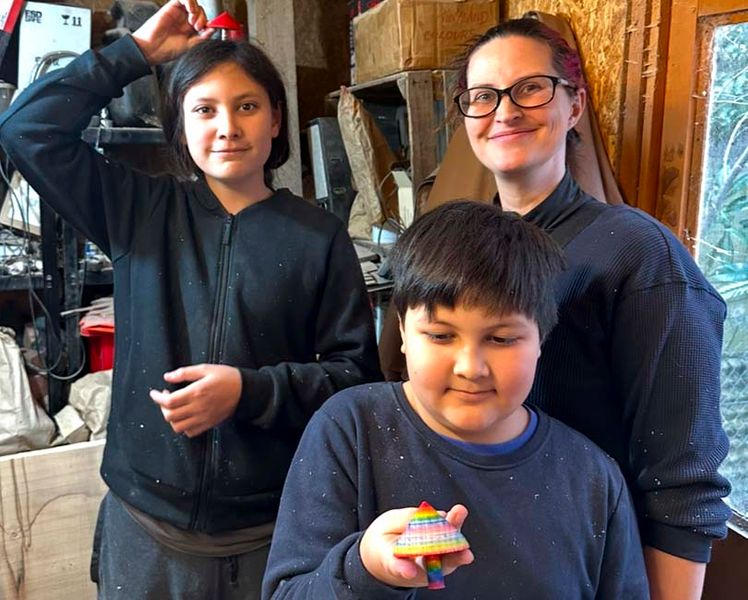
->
[568,87,587,130]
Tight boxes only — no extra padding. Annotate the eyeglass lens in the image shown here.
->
[458,76,556,117]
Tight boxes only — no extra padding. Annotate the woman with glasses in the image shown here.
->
[454,18,730,600]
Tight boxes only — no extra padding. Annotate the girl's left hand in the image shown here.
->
[150,364,242,437]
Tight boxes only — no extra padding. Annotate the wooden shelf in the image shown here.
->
[327,69,457,191]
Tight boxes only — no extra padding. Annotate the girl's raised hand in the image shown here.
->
[132,0,214,66]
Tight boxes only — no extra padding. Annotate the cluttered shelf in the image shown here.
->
[82,268,113,286]
[329,70,431,104]
[0,268,112,292]
[326,69,457,193]
[0,273,43,291]
[329,69,456,104]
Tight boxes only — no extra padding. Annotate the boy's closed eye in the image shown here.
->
[423,331,455,343]
[421,330,518,346]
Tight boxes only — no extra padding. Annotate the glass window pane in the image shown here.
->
[695,21,748,522]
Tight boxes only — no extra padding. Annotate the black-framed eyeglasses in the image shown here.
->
[454,75,575,118]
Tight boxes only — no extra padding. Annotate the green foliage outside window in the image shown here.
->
[696,21,748,525]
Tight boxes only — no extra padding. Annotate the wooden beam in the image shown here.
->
[618,0,648,206]
[246,0,302,196]
[617,0,671,216]
[0,441,106,600]
[656,0,699,239]
[399,71,437,190]
[700,0,748,17]
[635,0,670,218]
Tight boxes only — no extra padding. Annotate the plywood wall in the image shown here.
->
[0,441,106,600]
[502,0,628,169]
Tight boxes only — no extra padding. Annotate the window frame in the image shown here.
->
[656,0,748,536]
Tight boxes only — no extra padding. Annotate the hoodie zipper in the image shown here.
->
[189,215,234,531]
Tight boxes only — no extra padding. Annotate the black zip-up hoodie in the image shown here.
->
[0,36,381,533]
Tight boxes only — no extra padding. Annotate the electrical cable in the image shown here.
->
[0,155,88,380]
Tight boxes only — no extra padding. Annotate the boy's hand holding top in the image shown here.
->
[360,504,473,588]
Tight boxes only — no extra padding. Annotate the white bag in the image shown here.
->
[0,327,55,455]
[67,369,111,440]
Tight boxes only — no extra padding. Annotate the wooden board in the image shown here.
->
[247,0,302,196]
[0,440,106,600]
[617,0,671,214]
[399,71,438,189]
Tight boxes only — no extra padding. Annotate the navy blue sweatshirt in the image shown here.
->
[0,36,381,533]
[522,172,731,561]
[262,383,649,599]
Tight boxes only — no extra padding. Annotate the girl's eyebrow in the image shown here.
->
[187,92,264,104]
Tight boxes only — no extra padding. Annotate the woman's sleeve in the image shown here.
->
[0,35,158,260]
[612,278,732,562]
[235,224,382,430]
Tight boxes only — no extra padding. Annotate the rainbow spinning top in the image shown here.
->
[393,501,470,590]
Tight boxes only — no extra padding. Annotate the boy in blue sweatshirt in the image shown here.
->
[262,201,649,599]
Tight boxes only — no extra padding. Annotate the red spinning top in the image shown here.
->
[206,12,244,40]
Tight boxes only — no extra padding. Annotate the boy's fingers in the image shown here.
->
[446,504,469,529]
[372,506,418,534]
[392,556,419,580]
[441,549,474,576]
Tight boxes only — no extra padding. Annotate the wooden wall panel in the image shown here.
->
[616,0,670,213]
[503,0,628,171]
[246,0,302,195]
[0,441,106,600]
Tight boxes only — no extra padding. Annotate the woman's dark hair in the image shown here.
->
[390,201,566,342]
[452,16,586,146]
[159,39,290,186]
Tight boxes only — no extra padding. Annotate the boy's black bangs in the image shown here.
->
[390,201,566,340]
[397,260,540,322]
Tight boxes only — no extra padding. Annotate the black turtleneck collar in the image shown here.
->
[495,170,586,232]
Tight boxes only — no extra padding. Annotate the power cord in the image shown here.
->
[0,157,88,380]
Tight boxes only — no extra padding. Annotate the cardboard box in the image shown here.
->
[17,1,91,95]
[353,0,498,83]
